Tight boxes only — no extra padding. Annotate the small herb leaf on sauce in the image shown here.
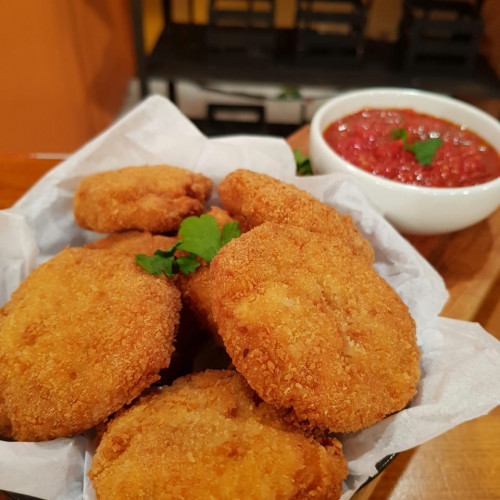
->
[404,138,444,166]
[392,128,443,166]
[293,148,313,176]
[392,128,408,142]
[136,215,241,278]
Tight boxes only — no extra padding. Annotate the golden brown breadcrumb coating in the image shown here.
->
[217,169,373,262]
[0,248,181,441]
[210,223,420,433]
[174,207,235,336]
[89,370,347,499]
[74,165,212,233]
[84,231,206,385]
[174,264,214,332]
[84,231,178,256]
[204,205,235,229]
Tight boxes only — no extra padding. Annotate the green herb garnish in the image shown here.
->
[221,220,241,246]
[392,128,408,143]
[392,128,443,166]
[278,86,302,100]
[293,148,313,176]
[177,214,223,263]
[136,246,185,278]
[136,215,241,277]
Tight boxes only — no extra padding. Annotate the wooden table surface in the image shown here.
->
[1,138,499,500]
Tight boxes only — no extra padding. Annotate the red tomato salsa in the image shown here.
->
[322,108,500,187]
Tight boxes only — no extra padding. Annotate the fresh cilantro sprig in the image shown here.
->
[222,221,241,246]
[293,148,313,176]
[392,128,443,166]
[135,243,200,278]
[136,214,241,278]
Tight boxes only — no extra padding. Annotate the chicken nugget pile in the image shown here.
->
[0,164,421,499]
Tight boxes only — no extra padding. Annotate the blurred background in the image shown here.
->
[0,0,499,154]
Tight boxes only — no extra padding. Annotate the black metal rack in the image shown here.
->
[296,0,368,62]
[399,0,484,72]
[207,0,276,56]
[130,0,499,135]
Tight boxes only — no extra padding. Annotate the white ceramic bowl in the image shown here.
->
[309,88,500,234]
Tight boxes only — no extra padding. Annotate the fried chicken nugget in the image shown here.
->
[89,370,347,500]
[174,207,235,336]
[210,223,420,433]
[84,230,210,383]
[217,169,373,262]
[74,165,212,233]
[0,248,181,441]
[84,231,178,255]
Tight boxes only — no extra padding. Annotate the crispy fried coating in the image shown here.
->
[84,231,178,255]
[74,165,212,233]
[217,169,373,262]
[204,205,235,229]
[210,223,420,433]
[84,231,207,385]
[174,207,235,336]
[0,248,181,441]
[174,264,215,332]
[89,370,347,500]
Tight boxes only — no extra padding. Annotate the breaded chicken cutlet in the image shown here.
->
[84,230,204,384]
[210,223,420,433]
[84,230,178,255]
[74,165,212,233]
[0,248,181,441]
[89,370,347,500]
[217,169,373,262]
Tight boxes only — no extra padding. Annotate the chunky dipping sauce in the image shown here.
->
[323,108,500,187]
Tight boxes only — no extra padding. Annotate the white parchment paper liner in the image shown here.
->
[1,96,499,500]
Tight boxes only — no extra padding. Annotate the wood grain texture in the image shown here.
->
[406,209,500,324]
[476,277,500,338]
[369,407,500,500]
